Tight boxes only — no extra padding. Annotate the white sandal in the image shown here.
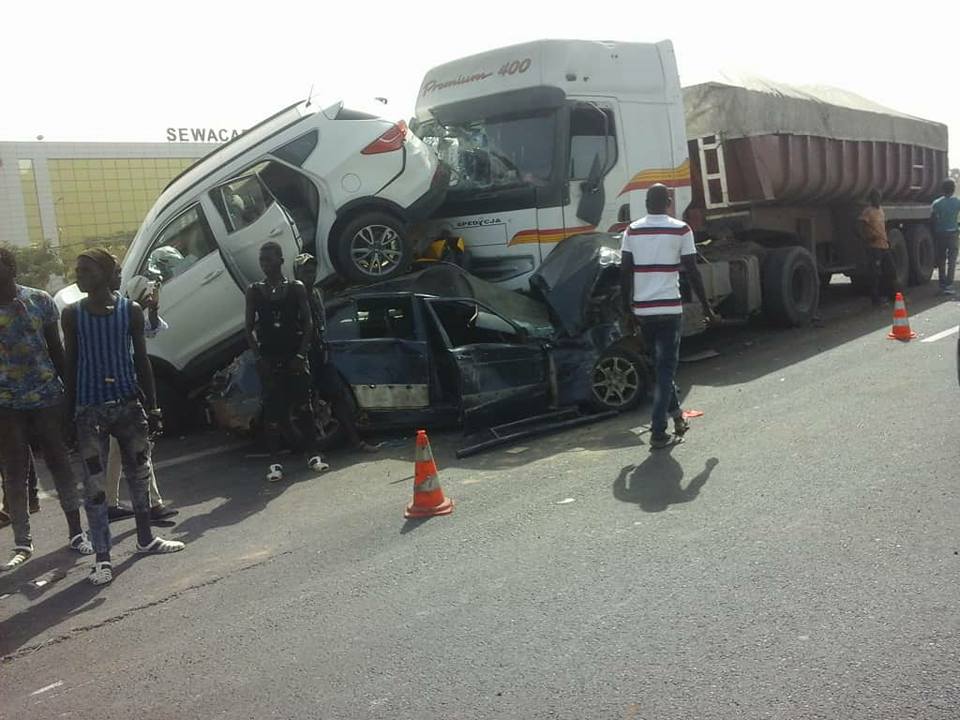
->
[2,545,33,571]
[136,537,185,554]
[89,561,113,585]
[266,464,284,482]
[307,456,329,473]
[69,532,95,556]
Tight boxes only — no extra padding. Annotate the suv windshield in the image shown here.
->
[419,111,557,193]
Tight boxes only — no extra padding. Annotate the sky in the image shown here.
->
[2,1,958,165]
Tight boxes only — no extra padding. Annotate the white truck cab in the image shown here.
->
[414,39,690,288]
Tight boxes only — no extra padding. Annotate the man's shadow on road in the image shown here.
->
[613,449,718,513]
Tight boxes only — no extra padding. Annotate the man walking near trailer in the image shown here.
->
[620,184,717,450]
[931,179,960,295]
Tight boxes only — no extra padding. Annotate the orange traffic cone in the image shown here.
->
[887,292,917,341]
[405,430,454,518]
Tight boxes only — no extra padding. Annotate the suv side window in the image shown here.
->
[210,174,274,233]
[431,300,526,347]
[142,205,218,285]
[569,105,617,180]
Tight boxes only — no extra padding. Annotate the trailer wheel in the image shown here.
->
[589,348,649,412]
[762,246,820,327]
[905,224,935,285]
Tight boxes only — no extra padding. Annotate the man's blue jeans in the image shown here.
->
[639,315,683,437]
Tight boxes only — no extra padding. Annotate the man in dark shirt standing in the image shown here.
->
[293,253,378,454]
[245,242,327,482]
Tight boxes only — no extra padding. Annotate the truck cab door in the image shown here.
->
[561,101,624,237]
[424,298,551,430]
[203,171,301,289]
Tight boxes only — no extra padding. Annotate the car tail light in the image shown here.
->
[361,120,407,155]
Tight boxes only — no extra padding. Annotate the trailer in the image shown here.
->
[413,40,949,330]
[684,79,948,324]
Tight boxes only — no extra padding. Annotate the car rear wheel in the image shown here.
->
[589,348,648,412]
[333,211,412,284]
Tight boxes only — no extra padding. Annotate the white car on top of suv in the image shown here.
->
[54,99,446,428]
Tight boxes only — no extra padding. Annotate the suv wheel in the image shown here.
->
[333,211,412,283]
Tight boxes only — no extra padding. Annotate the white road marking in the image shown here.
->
[921,325,959,343]
[556,498,576,505]
[154,443,243,470]
[31,681,63,696]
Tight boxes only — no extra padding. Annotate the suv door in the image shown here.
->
[137,204,244,371]
[205,170,300,288]
[424,298,551,429]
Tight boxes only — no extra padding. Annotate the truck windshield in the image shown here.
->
[419,111,556,194]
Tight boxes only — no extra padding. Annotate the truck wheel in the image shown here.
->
[885,228,910,294]
[762,246,820,327]
[905,224,935,285]
[589,348,649,412]
[332,211,412,284]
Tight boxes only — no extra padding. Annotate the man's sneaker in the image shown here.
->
[308,456,329,473]
[107,503,136,521]
[266,464,284,482]
[89,561,113,586]
[136,537,185,554]
[944,287,956,296]
[150,504,179,521]
[69,532,95,555]
[2,545,34,571]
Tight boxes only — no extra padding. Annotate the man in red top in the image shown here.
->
[859,189,900,306]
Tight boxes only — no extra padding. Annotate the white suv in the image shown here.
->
[55,99,445,428]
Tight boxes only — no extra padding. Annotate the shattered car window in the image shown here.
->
[465,280,555,339]
[430,300,528,347]
[325,297,416,341]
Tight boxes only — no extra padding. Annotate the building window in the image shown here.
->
[18,159,45,245]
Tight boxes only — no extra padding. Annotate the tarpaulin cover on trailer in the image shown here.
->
[683,77,947,151]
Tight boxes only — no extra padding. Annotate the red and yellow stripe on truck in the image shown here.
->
[509,225,595,246]
[619,159,691,196]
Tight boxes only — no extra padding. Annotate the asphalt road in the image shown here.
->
[2,282,959,720]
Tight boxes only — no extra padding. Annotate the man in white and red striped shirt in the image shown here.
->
[620,184,716,448]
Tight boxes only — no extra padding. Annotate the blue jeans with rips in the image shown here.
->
[76,399,153,555]
[639,315,683,437]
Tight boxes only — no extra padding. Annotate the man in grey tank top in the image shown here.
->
[62,249,184,586]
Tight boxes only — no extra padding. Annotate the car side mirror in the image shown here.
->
[577,153,605,226]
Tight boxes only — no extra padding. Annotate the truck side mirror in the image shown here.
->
[577,153,605,226]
